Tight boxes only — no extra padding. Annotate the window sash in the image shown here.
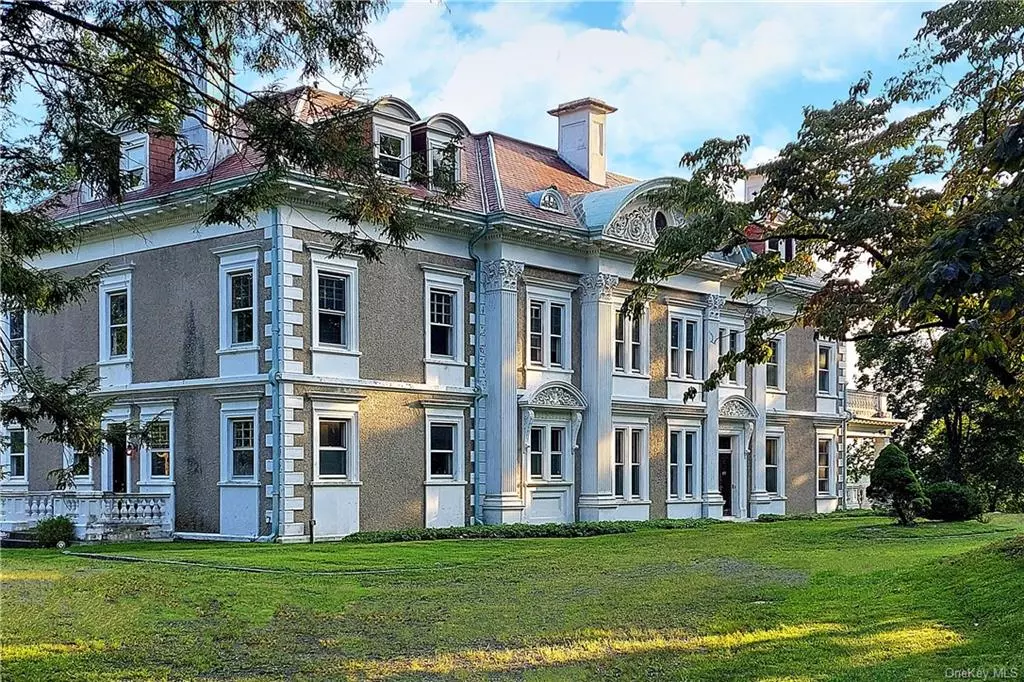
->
[378,132,404,177]
[429,289,456,358]
[614,312,626,371]
[669,431,680,497]
[766,340,780,388]
[817,439,832,493]
[429,422,456,478]
[319,419,349,478]
[8,309,25,364]
[228,272,254,346]
[766,437,779,494]
[818,347,832,393]
[230,418,255,479]
[7,427,26,478]
[629,317,642,373]
[669,319,681,378]
[684,431,695,497]
[107,291,129,358]
[529,427,544,479]
[549,427,564,479]
[149,421,171,478]
[684,320,698,379]
[529,302,544,365]
[613,428,625,496]
[630,429,642,497]
[317,271,350,347]
[549,304,564,367]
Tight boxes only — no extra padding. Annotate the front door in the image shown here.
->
[110,424,128,493]
[718,435,733,516]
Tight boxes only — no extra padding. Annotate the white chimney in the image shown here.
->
[744,173,765,202]
[547,98,617,186]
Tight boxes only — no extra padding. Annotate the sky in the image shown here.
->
[328,1,940,182]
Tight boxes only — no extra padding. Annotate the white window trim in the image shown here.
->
[525,281,574,373]
[766,334,787,392]
[311,249,360,356]
[816,433,837,498]
[2,308,26,370]
[817,341,838,397]
[139,403,175,485]
[765,427,787,498]
[63,444,93,485]
[427,131,461,187]
[423,266,466,366]
[525,415,573,485]
[175,112,212,181]
[666,302,703,381]
[121,131,149,192]
[424,405,466,484]
[1,423,28,483]
[613,300,650,378]
[98,269,133,364]
[666,418,701,500]
[719,319,746,387]
[313,400,361,484]
[216,245,260,354]
[373,120,412,182]
[613,415,650,502]
[219,399,260,485]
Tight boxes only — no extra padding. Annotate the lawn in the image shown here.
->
[2,515,1023,681]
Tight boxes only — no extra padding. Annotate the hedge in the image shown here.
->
[755,509,886,523]
[341,518,719,544]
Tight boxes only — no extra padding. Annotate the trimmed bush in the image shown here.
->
[34,516,75,548]
[924,482,985,521]
[867,444,929,525]
[341,518,718,544]
[756,509,885,523]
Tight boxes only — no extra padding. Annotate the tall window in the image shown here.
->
[7,427,26,479]
[720,327,743,384]
[230,417,255,480]
[766,437,780,494]
[429,423,455,478]
[614,426,646,499]
[817,438,832,494]
[669,318,681,378]
[7,308,25,364]
[71,449,91,478]
[766,339,781,389]
[529,425,566,481]
[229,271,254,346]
[318,273,348,347]
[684,320,698,379]
[149,421,171,478]
[106,291,129,358]
[318,418,349,478]
[668,429,698,499]
[378,131,404,178]
[615,310,645,374]
[818,345,833,394]
[429,289,456,358]
[430,145,458,188]
[528,298,567,369]
[122,135,148,190]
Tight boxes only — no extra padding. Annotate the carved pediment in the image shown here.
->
[720,397,756,419]
[606,206,657,245]
[520,382,588,410]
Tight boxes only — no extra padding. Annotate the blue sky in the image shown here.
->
[343,1,939,181]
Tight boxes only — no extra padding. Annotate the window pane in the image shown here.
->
[430,450,453,477]
[669,432,679,497]
[549,428,564,478]
[319,275,346,313]
[430,291,453,325]
[151,450,170,477]
[613,429,624,496]
[530,427,543,478]
[10,454,25,478]
[430,423,454,452]
[9,429,25,454]
[149,421,170,449]
[9,310,24,340]
[319,311,344,346]
[321,420,347,449]
[379,133,403,158]
[766,438,777,465]
[110,326,128,357]
[320,449,347,477]
[431,324,453,357]
[767,467,778,494]
[550,305,563,336]
[109,292,128,325]
[230,273,252,310]
[232,310,253,345]
[232,449,254,478]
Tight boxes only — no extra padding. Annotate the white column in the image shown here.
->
[749,307,771,518]
[578,273,619,520]
[481,259,525,524]
[702,294,726,517]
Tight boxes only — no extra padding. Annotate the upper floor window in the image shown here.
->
[766,337,785,390]
[615,310,647,375]
[654,211,668,231]
[720,326,745,385]
[539,188,563,212]
[6,308,25,365]
[5,426,26,480]
[668,427,698,499]
[423,268,466,367]
[318,273,349,347]
[377,129,407,180]
[176,113,209,180]
[669,314,700,380]
[528,298,568,369]
[121,133,148,191]
[229,271,254,346]
[429,145,459,188]
[99,270,132,364]
[613,425,648,500]
[529,425,566,481]
[429,289,456,358]
[767,237,796,262]
[817,343,836,395]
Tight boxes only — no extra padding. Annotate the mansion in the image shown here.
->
[2,90,860,541]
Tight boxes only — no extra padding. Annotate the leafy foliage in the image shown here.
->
[923,482,985,522]
[868,444,930,525]
[33,515,76,548]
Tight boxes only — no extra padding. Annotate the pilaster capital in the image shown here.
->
[748,304,773,320]
[579,273,620,302]
[704,294,728,320]
[482,259,524,292]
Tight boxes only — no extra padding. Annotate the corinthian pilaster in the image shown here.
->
[481,259,525,524]
[702,293,726,517]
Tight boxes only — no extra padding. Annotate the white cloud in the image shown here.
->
[325,1,922,179]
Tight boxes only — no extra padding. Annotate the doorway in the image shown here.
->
[718,435,734,516]
[109,423,128,493]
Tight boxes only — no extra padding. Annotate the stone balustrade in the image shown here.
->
[0,491,173,540]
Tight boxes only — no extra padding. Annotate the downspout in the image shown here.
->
[257,206,283,541]
[468,221,490,525]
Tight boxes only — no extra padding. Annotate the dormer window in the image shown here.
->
[375,128,409,181]
[767,238,796,262]
[176,113,210,180]
[429,144,460,188]
[121,133,148,191]
[539,188,563,212]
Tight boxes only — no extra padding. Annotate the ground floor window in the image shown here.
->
[529,425,566,481]
[668,428,698,498]
[766,436,780,494]
[817,438,833,494]
[613,425,647,500]
[424,406,465,483]
[230,418,256,479]
[149,421,171,478]
[318,418,350,478]
[6,427,26,479]
[429,423,456,478]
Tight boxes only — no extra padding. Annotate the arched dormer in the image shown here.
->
[412,112,471,188]
[526,186,565,213]
[574,177,680,246]
[372,96,420,181]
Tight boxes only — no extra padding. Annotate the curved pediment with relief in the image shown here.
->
[519,382,588,410]
[603,200,683,247]
[720,397,757,420]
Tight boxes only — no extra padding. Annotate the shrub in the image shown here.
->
[867,444,929,525]
[924,482,985,521]
[34,516,75,548]
[342,518,718,544]
[755,509,885,523]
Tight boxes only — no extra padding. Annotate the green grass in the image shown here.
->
[3,515,1023,681]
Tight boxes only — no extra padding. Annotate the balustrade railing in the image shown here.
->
[847,390,890,418]
[0,491,172,539]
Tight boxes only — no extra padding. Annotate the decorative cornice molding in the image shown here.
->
[481,259,524,292]
[704,294,727,320]
[579,273,620,302]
